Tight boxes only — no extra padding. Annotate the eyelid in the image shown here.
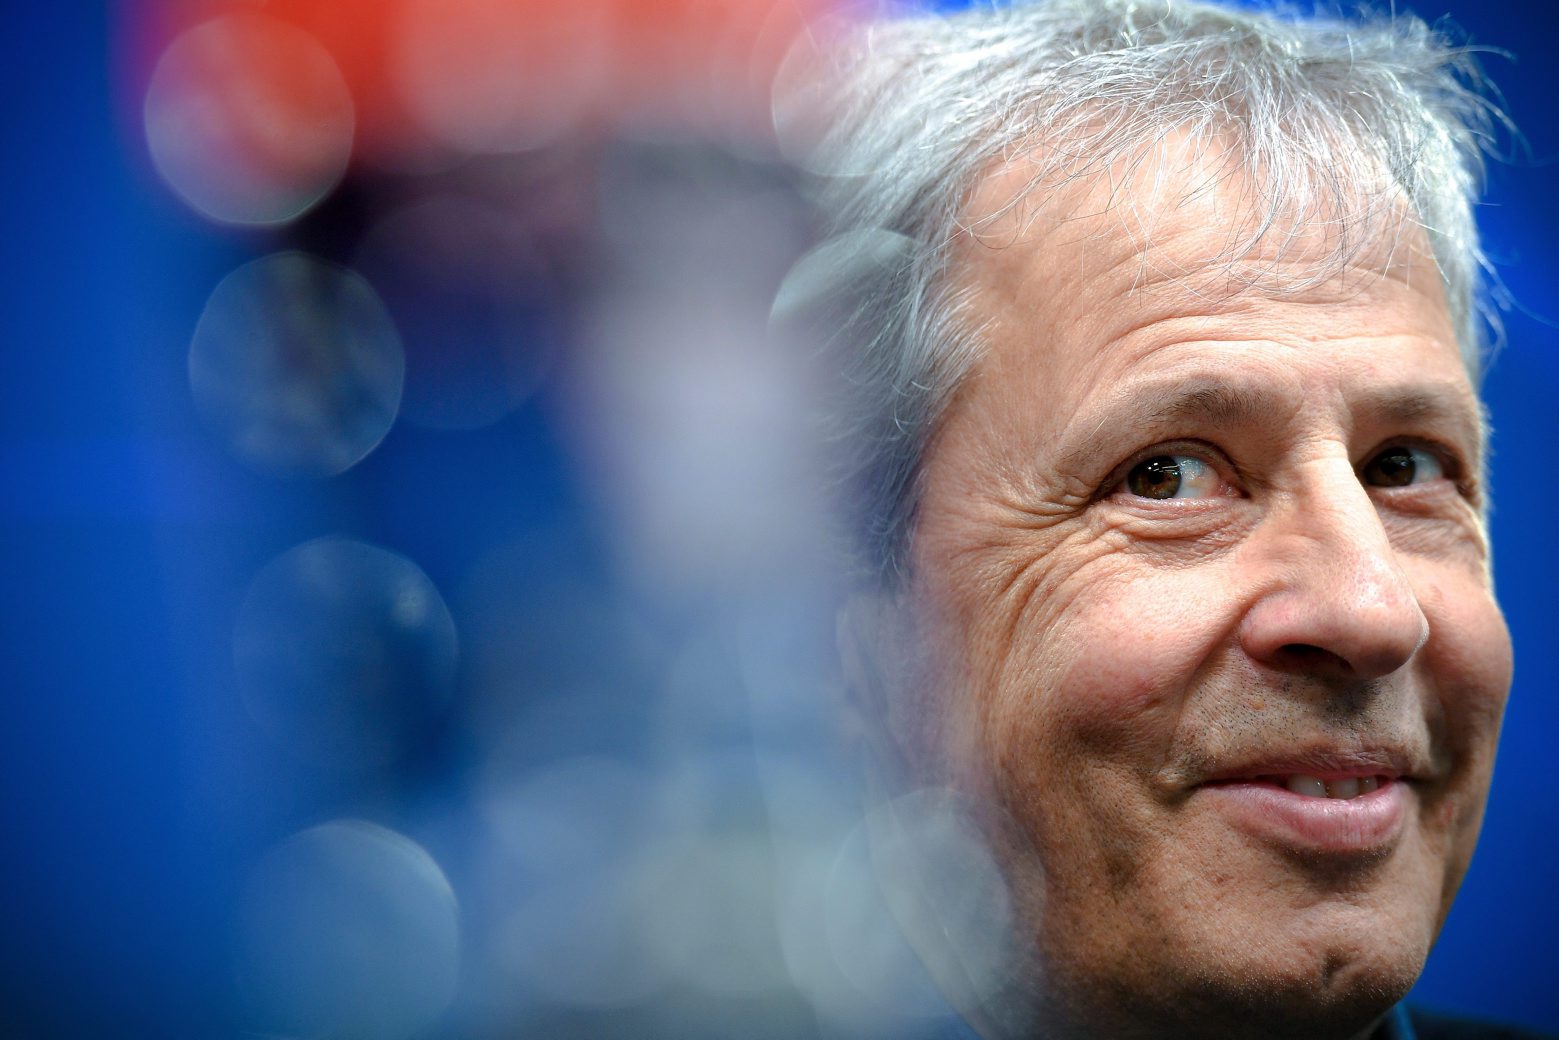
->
[1359,436,1484,508]
[1358,437,1466,482]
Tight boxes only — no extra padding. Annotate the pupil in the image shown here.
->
[1129,456,1182,499]
[1369,449,1415,487]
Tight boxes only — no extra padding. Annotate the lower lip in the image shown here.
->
[1198,779,1408,854]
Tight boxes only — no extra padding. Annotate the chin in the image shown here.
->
[1173,942,1422,1040]
[1025,946,1422,1040]
[1020,877,1438,1040]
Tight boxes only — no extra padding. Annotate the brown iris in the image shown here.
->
[1363,447,1419,487]
[1126,456,1184,499]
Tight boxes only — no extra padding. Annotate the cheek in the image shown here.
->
[1418,572,1513,762]
[974,567,1247,925]
[1002,565,1244,769]
[1417,574,1512,854]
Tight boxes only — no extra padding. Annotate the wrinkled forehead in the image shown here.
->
[953,129,1452,343]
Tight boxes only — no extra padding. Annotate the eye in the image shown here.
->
[1361,445,1445,488]
[1122,454,1223,500]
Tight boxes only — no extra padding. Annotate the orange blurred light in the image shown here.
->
[143,11,355,224]
[131,0,834,174]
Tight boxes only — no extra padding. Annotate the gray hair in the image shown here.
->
[779,0,1505,587]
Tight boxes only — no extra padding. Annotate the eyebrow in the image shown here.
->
[1140,381,1273,429]
[1354,386,1484,433]
[1056,375,1485,475]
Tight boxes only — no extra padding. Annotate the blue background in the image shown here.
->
[0,2,1552,1036]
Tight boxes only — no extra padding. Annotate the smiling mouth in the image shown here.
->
[1199,773,1409,854]
[1240,774,1391,800]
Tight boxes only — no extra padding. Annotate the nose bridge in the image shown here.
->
[1241,454,1429,680]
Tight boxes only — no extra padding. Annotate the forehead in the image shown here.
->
[963,131,1441,313]
[944,136,1474,432]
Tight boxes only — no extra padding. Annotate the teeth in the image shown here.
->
[1325,777,1360,799]
[1284,775,1328,798]
[1278,775,1382,799]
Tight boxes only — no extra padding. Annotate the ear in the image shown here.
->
[836,592,886,729]
[836,589,920,802]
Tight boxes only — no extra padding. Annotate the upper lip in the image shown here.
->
[1198,746,1420,785]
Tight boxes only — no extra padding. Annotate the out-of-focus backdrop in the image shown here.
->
[1,1,1554,1037]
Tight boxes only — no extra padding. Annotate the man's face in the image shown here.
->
[871,154,1513,1040]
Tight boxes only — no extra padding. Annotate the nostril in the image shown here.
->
[1275,643,1348,672]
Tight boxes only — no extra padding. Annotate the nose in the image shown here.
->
[1238,463,1429,681]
